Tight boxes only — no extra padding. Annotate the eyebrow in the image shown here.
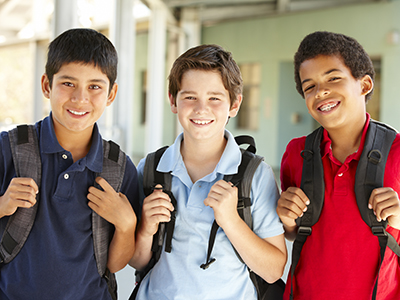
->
[57,75,108,85]
[301,68,342,86]
[179,90,226,96]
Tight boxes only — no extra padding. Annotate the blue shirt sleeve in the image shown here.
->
[250,161,284,239]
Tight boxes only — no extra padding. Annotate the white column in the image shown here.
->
[109,0,136,155]
[32,41,47,122]
[52,0,79,38]
[180,7,201,50]
[145,0,168,154]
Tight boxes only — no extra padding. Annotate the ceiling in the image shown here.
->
[0,0,386,44]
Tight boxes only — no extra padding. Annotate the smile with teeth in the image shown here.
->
[192,119,212,125]
[69,109,87,116]
[319,102,338,112]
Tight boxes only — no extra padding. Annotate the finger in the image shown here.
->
[278,197,305,219]
[373,197,399,221]
[94,177,115,193]
[286,187,310,205]
[281,189,309,213]
[11,177,39,194]
[369,188,396,208]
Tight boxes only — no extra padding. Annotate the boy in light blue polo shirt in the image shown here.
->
[130,44,286,299]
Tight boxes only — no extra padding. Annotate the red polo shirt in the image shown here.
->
[281,115,400,300]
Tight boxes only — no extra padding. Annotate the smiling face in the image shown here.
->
[42,62,117,141]
[170,69,241,144]
[299,54,373,131]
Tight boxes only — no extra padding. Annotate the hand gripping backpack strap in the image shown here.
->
[200,136,261,269]
[290,126,325,300]
[354,120,398,299]
[132,146,176,298]
[92,140,126,300]
[200,150,263,270]
[0,124,41,265]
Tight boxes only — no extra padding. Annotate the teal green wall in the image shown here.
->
[200,0,400,169]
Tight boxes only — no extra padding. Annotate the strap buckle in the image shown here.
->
[237,197,251,210]
[372,226,387,237]
[297,226,312,236]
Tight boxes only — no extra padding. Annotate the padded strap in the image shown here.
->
[0,125,41,264]
[93,140,126,280]
[290,126,324,300]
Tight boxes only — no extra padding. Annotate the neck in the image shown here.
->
[327,117,367,163]
[181,133,227,183]
[54,124,93,162]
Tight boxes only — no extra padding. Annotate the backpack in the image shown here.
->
[130,135,285,300]
[0,124,127,300]
[290,120,400,300]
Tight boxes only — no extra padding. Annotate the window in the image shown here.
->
[237,63,261,130]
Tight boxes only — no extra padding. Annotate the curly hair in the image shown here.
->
[294,31,375,101]
[168,44,243,106]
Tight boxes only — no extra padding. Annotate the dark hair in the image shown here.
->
[168,44,243,105]
[45,28,118,91]
[294,31,375,101]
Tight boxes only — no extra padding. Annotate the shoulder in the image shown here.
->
[281,136,306,165]
[384,133,400,190]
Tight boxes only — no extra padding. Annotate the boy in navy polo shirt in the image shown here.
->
[0,28,139,299]
[129,44,286,299]
[277,31,400,299]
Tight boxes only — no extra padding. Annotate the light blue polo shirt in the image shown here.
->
[136,130,283,300]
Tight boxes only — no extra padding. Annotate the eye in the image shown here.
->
[89,85,100,90]
[185,96,196,100]
[329,76,341,82]
[210,97,220,101]
[303,84,315,93]
[63,82,74,87]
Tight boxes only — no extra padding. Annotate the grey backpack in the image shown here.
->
[0,124,126,300]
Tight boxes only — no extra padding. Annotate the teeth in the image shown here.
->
[320,103,337,112]
[193,120,211,125]
[69,110,86,116]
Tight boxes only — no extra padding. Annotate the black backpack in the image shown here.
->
[130,135,285,300]
[290,120,400,300]
[0,124,127,300]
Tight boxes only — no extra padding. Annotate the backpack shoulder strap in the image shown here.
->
[289,126,325,300]
[201,135,263,269]
[354,120,399,299]
[134,146,176,283]
[92,139,126,300]
[0,124,41,265]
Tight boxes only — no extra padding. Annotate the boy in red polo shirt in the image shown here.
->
[277,31,400,300]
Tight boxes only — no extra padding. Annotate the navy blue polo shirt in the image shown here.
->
[0,115,139,300]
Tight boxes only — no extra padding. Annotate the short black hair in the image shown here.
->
[45,28,118,92]
[294,31,375,101]
[168,44,243,106]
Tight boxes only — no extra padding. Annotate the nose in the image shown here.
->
[71,87,89,103]
[194,99,208,114]
[315,83,330,98]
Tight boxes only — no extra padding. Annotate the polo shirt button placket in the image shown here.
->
[64,173,69,180]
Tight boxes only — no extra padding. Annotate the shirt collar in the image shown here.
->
[321,113,371,162]
[40,113,103,173]
[157,130,242,177]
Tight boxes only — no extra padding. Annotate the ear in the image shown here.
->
[106,83,118,106]
[229,94,243,118]
[41,74,51,99]
[360,75,374,96]
[169,93,177,114]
